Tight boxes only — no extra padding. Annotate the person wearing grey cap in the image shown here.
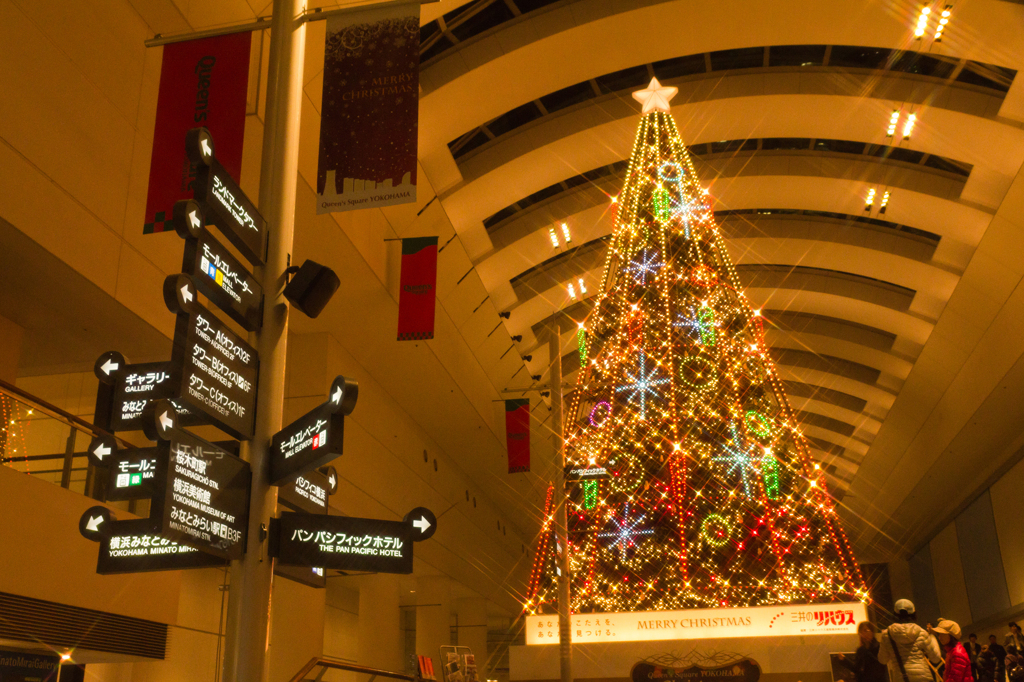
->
[878,599,942,682]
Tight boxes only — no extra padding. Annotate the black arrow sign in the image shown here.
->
[269,376,357,486]
[79,506,114,541]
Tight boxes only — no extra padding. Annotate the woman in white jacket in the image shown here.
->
[878,600,943,682]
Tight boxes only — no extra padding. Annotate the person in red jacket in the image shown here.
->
[930,619,974,682]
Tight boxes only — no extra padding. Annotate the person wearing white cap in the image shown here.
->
[878,599,943,682]
[929,619,974,682]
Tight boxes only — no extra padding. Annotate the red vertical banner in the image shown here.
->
[143,33,251,234]
[506,399,531,473]
[397,237,438,341]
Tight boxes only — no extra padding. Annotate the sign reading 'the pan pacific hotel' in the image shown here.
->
[525,602,867,644]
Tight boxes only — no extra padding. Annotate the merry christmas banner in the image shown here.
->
[316,3,420,214]
[144,33,251,234]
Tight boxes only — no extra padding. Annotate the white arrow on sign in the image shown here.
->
[188,209,201,229]
[180,284,193,304]
[86,515,104,532]
[332,386,342,404]
[159,411,174,431]
[329,473,336,489]
[412,516,432,534]
[201,138,213,157]
[92,442,111,460]
[100,359,119,375]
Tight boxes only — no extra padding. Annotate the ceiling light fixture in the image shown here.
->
[914,6,930,38]
[902,112,917,139]
[561,222,572,244]
[578,277,587,294]
[886,110,900,137]
[879,190,891,214]
[864,188,876,211]
[548,227,560,249]
[935,6,951,41]
[568,282,577,300]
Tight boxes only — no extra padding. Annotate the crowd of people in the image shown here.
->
[836,599,1024,682]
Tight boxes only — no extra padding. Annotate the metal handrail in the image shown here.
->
[288,657,421,682]
[0,377,132,446]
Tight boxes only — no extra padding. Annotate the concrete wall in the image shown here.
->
[906,455,1024,635]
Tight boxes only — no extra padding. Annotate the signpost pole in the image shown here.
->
[220,0,305,678]
[549,320,573,682]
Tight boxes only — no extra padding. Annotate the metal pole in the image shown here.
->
[548,321,573,682]
[220,0,305,679]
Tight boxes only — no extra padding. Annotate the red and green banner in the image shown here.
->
[316,3,419,213]
[397,237,438,341]
[505,399,530,473]
[143,33,251,234]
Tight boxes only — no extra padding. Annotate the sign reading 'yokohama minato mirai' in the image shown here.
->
[525,602,867,644]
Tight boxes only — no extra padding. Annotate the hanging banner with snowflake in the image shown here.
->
[143,33,251,234]
[505,399,531,473]
[316,3,419,214]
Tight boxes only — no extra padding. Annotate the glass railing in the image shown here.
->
[0,378,137,502]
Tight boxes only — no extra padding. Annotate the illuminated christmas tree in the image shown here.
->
[524,79,866,615]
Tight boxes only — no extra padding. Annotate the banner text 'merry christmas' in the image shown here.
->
[342,73,416,101]
[636,616,753,631]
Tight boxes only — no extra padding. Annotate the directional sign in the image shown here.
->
[564,464,610,482]
[269,376,358,486]
[174,202,263,332]
[87,435,117,467]
[278,469,333,515]
[322,465,338,495]
[97,519,227,575]
[147,406,251,560]
[188,127,268,266]
[165,274,259,440]
[271,512,414,574]
[79,506,114,541]
[105,447,162,502]
[104,359,205,432]
[404,507,437,542]
[94,351,125,383]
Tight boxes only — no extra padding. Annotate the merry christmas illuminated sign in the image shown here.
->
[525,602,867,644]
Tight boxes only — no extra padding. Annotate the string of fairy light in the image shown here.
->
[524,104,867,616]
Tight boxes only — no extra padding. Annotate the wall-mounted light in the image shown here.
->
[561,222,572,244]
[886,110,900,137]
[548,227,560,249]
[578,277,587,294]
[914,5,931,38]
[879,190,891,214]
[567,282,577,299]
[935,6,951,41]
[902,112,916,139]
[864,188,876,211]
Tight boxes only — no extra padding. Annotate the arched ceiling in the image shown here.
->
[418,0,1024,560]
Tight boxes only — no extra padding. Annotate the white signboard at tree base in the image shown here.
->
[525,602,867,644]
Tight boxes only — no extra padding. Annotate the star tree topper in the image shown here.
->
[632,77,678,114]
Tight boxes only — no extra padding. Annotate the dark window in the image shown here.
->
[688,143,710,156]
[563,174,589,189]
[710,139,744,154]
[924,155,971,177]
[884,147,925,165]
[483,205,519,229]
[449,129,491,159]
[769,44,827,67]
[956,61,1016,92]
[610,159,630,173]
[541,81,595,113]
[581,166,614,182]
[890,51,956,78]
[510,0,564,13]
[443,2,474,25]
[595,65,650,93]
[517,183,563,208]
[653,53,707,79]
[815,139,867,155]
[828,45,892,69]
[420,20,441,45]
[485,101,543,137]
[449,0,516,42]
[761,138,810,151]
[709,47,764,71]
[420,34,454,63]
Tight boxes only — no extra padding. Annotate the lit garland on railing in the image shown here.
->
[523,100,867,615]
